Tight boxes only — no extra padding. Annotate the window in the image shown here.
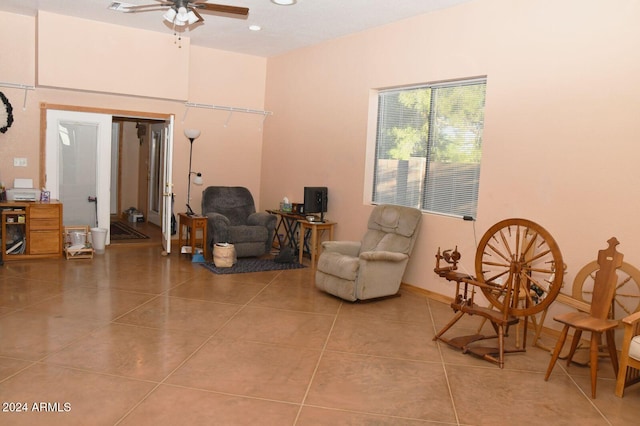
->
[372,78,486,218]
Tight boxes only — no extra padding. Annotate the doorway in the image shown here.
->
[111,118,166,245]
[40,104,175,253]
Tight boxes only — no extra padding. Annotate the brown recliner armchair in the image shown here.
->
[315,204,422,301]
[201,186,276,258]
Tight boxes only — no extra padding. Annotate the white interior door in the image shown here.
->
[46,110,112,244]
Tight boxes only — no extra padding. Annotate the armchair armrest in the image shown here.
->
[322,241,361,257]
[248,211,277,229]
[205,212,231,242]
[359,250,408,262]
[205,212,231,227]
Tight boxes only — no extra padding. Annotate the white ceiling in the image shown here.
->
[0,0,473,57]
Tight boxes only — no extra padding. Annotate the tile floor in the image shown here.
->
[0,245,639,425]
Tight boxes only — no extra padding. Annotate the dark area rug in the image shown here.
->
[201,258,306,275]
[110,221,149,240]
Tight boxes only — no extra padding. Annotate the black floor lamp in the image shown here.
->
[185,128,202,215]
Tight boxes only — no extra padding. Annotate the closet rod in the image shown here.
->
[0,81,36,110]
[0,81,35,91]
[185,102,272,116]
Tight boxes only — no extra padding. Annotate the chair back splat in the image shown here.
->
[545,237,624,398]
[590,237,624,319]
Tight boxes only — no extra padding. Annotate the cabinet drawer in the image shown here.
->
[29,231,61,254]
[29,205,61,220]
[29,218,60,230]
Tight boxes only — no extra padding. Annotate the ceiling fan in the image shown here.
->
[116,1,249,26]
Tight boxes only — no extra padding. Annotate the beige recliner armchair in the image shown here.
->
[315,204,422,301]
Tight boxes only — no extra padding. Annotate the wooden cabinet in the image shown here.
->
[1,201,63,260]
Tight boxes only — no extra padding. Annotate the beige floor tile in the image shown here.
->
[296,406,433,425]
[306,351,456,423]
[0,278,63,309]
[0,356,32,381]
[327,314,440,361]
[167,338,321,403]
[338,289,432,324]
[249,275,342,314]
[43,323,208,381]
[93,271,184,294]
[1,260,98,286]
[0,305,17,317]
[120,384,299,426]
[0,363,156,426]
[115,296,241,335]
[24,287,155,322]
[447,364,607,426]
[0,311,107,360]
[216,305,334,349]
[169,275,268,305]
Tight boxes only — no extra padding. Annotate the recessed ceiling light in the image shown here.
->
[271,0,297,5]
[249,25,262,31]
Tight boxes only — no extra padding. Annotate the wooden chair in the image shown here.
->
[615,311,640,397]
[544,237,623,398]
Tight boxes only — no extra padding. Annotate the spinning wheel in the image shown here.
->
[475,218,564,317]
[572,261,640,320]
[433,218,564,367]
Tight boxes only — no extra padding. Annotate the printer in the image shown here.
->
[6,179,41,202]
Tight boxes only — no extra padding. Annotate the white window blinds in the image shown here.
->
[372,78,486,218]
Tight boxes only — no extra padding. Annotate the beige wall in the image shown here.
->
[37,12,190,100]
[261,0,640,320]
[0,11,267,221]
[1,1,639,324]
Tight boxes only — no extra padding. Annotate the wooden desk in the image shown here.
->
[298,220,336,269]
[178,213,208,259]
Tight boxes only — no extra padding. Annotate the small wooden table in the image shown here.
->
[298,220,336,269]
[178,212,208,259]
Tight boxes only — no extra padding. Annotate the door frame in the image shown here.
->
[39,103,175,252]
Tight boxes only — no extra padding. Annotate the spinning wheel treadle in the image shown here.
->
[433,218,564,367]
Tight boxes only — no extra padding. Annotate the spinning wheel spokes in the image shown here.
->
[572,260,640,319]
[475,218,564,317]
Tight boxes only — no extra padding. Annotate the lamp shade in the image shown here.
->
[184,129,201,139]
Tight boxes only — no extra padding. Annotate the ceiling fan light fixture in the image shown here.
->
[172,6,189,25]
[162,7,177,23]
[186,10,199,25]
[271,0,297,5]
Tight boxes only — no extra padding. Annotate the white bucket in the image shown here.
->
[90,227,108,254]
[213,243,236,268]
[70,231,87,246]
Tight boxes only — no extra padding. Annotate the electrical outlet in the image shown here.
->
[13,157,28,167]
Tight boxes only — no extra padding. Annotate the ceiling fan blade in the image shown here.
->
[122,3,173,13]
[195,3,249,16]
